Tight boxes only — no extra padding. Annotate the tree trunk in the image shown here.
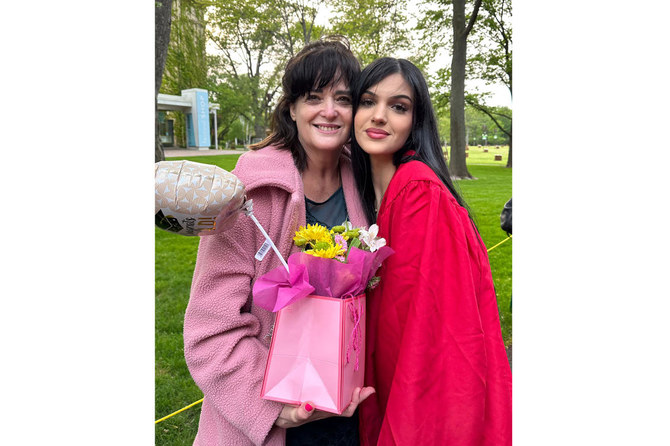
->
[449,0,482,179]
[254,123,266,144]
[449,0,472,179]
[155,0,174,162]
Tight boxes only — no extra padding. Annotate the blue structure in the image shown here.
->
[158,88,214,150]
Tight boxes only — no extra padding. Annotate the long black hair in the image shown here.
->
[351,57,471,224]
[250,36,361,172]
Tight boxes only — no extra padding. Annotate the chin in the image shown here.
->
[314,142,346,152]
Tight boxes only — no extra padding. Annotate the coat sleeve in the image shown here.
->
[375,179,490,446]
[183,188,285,446]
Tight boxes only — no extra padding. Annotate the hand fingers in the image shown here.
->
[358,386,376,403]
[294,401,315,422]
[340,386,376,417]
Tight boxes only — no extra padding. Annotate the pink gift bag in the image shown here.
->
[261,293,365,414]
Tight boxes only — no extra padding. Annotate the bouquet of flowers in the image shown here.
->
[252,222,393,312]
[254,222,394,414]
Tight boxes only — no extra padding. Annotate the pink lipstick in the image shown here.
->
[365,128,389,139]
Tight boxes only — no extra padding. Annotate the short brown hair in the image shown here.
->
[249,36,361,171]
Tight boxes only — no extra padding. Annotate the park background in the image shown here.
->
[155,0,512,443]
[3,1,670,445]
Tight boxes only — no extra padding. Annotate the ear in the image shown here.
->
[289,103,297,121]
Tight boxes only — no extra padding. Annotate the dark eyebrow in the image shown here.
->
[362,90,413,102]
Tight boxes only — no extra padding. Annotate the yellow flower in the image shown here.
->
[293,224,332,245]
[305,243,346,259]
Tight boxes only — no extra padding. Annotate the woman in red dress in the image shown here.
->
[350,58,512,445]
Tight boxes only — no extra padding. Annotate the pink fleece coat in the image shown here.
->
[183,145,368,446]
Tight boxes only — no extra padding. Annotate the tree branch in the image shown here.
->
[466,97,511,137]
[464,0,483,38]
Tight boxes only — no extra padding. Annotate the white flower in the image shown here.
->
[359,224,386,252]
[341,220,354,231]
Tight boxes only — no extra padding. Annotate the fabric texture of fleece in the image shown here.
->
[183,145,367,446]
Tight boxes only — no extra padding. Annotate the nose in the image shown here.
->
[320,97,338,120]
[371,105,386,125]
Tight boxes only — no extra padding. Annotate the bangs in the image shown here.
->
[289,53,357,97]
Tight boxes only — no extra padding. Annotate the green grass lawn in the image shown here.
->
[155,151,511,444]
[444,144,509,166]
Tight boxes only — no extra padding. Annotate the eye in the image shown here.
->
[360,98,375,107]
[391,103,409,113]
[336,95,352,105]
[305,93,321,102]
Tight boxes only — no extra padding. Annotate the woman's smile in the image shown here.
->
[314,123,342,133]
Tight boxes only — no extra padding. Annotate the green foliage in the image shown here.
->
[162,0,209,95]
[463,0,513,162]
[207,70,259,141]
[417,0,512,137]
[465,104,510,144]
[226,118,246,143]
[468,0,512,93]
[415,0,452,64]
[438,109,451,144]
[155,153,511,445]
[330,0,413,65]
[160,0,210,148]
[206,0,276,139]
[436,103,511,145]
[206,0,328,140]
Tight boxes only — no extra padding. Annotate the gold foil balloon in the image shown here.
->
[155,160,246,236]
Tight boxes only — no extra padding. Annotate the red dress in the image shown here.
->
[359,160,512,445]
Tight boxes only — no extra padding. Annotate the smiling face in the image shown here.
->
[289,80,352,156]
[354,73,414,161]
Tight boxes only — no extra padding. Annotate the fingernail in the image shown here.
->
[305,403,313,412]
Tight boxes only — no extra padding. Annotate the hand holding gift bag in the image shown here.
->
[254,223,393,414]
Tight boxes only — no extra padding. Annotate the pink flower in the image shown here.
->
[334,234,348,251]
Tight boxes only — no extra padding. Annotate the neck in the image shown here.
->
[302,149,342,202]
[369,154,396,211]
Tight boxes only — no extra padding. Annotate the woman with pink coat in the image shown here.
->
[183,37,375,446]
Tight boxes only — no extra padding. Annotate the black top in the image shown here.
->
[305,187,349,229]
[286,408,360,446]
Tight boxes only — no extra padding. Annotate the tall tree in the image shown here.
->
[155,0,174,162]
[467,0,512,166]
[449,0,482,179]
